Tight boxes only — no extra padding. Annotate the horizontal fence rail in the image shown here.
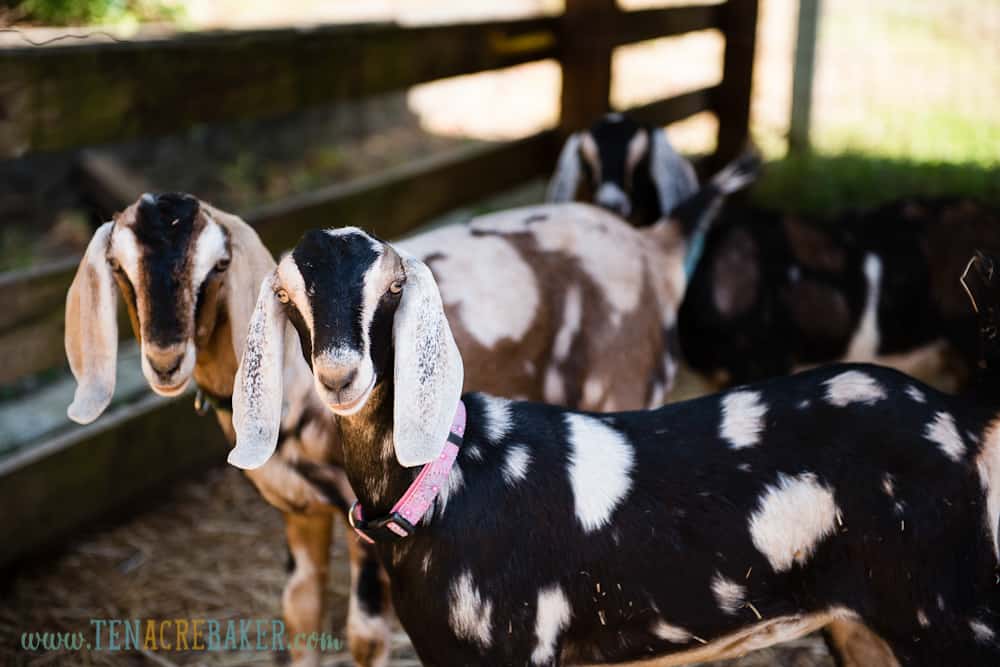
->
[0,0,756,567]
[0,17,560,158]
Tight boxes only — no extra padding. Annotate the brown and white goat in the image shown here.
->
[65,193,385,667]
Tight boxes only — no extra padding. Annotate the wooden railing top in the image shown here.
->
[0,4,722,159]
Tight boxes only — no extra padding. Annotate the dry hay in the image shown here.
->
[0,467,832,667]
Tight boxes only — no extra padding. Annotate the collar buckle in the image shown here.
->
[349,501,415,544]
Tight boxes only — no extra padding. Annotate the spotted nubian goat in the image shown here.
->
[547,112,699,227]
[64,180,741,665]
[231,223,1000,665]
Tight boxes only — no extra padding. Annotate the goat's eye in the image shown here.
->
[215,257,231,272]
[107,256,121,271]
[275,289,290,304]
[389,280,404,295]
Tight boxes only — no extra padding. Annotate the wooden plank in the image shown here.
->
[612,4,723,46]
[626,85,719,128]
[712,0,759,168]
[558,0,616,134]
[0,17,558,158]
[76,149,155,220]
[0,131,558,383]
[248,131,558,252]
[0,391,229,568]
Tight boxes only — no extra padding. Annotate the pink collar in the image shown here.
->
[349,401,466,544]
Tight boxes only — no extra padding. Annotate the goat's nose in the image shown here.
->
[146,345,184,377]
[595,183,631,218]
[318,368,357,394]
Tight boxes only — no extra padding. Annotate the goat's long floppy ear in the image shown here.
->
[207,205,277,358]
[392,250,464,467]
[650,127,699,215]
[547,133,583,203]
[230,273,287,470]
[65,222,118,424]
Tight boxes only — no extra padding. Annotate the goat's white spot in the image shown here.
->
[647,380,666,410]
[711,573,746,615]
[565,414,635,532]
[971,619,995,643]
[749,472,841,572]
[738,463,752,473]
[720,391,767,449]
[652,620,692,643]
[881,474,895,498]
[925,411,965,462]
[448,571,493,648]
[583,377,605,407]
[824,370,887,407]
[531,585,571,664]
[432,465,464,520]
[402,229,539,348]
[111,225,142,283]
[480,395,512,444]
[905,385,926,403]
[937,595,946,611]
[977,423,1000,561]
[553,285,583,362]
[544,366,566,405]
[797,399,811,410]
[465,444,483,461]
[917,609,930,628]
[347,560,392,667]
[421,552,432,574]
[843,254,882,361]
[192,218,227,287]
[502,445,531,486]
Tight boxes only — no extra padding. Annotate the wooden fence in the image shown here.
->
[0,0,758,566]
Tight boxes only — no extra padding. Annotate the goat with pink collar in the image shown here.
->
[230,227,1000,666]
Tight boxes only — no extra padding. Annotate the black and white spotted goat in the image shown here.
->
[679,197,1000,391]
[547,112,699,227]
[230,225,1000,666]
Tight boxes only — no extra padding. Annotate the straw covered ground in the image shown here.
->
[2,458,832,666]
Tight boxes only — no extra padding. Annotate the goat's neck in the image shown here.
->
[338,379,418,517]
[192,311,238,399]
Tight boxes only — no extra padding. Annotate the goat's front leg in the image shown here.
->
[824,618,900,667]
[344,531,392,667]
[283,512,333,667]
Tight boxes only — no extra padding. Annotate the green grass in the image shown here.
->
[752,0,1000,214]
[10,0,181,25]
[752,153,1000,215]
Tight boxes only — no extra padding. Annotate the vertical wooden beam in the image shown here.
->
[558,0,617,138]
[789,0,821,153]
[713,0,759,168]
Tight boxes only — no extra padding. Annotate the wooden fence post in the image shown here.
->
[558,0,617,139]
[789,0,821,154]
[713,0,759,168]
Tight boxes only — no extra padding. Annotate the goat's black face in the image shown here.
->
[107,193,231,395]
[583,114,652,219]
[278,228,404,414]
